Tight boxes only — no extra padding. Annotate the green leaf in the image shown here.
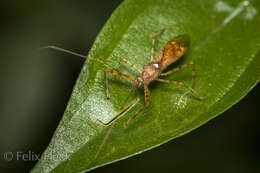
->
[31,0,260,172]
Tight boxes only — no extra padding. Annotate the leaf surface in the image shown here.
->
[31,0,260,172]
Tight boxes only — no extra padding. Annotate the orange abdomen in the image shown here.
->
[153,34,190,71]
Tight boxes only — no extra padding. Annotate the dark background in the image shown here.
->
[0,1,259,173]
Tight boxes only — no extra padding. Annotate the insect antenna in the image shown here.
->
[41,45,112,68]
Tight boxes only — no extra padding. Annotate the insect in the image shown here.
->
[44,29,203,128]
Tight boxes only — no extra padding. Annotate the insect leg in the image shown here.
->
[151,28,166,61]
[160,61,195,88]
[155,78,203,100]
[144,84,151,107]
[124,105,145,128]
[104,69,136,99]
[116,58,142,73]
[93,98,140,126]
[124,85,150,128]
[93,97,140,161]
[93,122,115,161]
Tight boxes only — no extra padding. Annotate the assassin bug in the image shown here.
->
[44,29,203,128]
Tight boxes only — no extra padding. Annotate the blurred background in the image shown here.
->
[0,0,259,173]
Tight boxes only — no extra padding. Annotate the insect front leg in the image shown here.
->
[160,61,195,89]
[143,84,151,107]
[155,78,203,100]
[124,105,145,128]
[124,85,150,128]
[104,69,136,99]
[93,98,140,126]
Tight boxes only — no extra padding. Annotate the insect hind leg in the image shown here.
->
[155,78,203,100]
[160,61,195,89]
[151,28,166,61]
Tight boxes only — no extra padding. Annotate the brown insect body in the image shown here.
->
[135,34,190,87]
[44,31,202,128]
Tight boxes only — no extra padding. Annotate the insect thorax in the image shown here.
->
[141,62,161,85]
